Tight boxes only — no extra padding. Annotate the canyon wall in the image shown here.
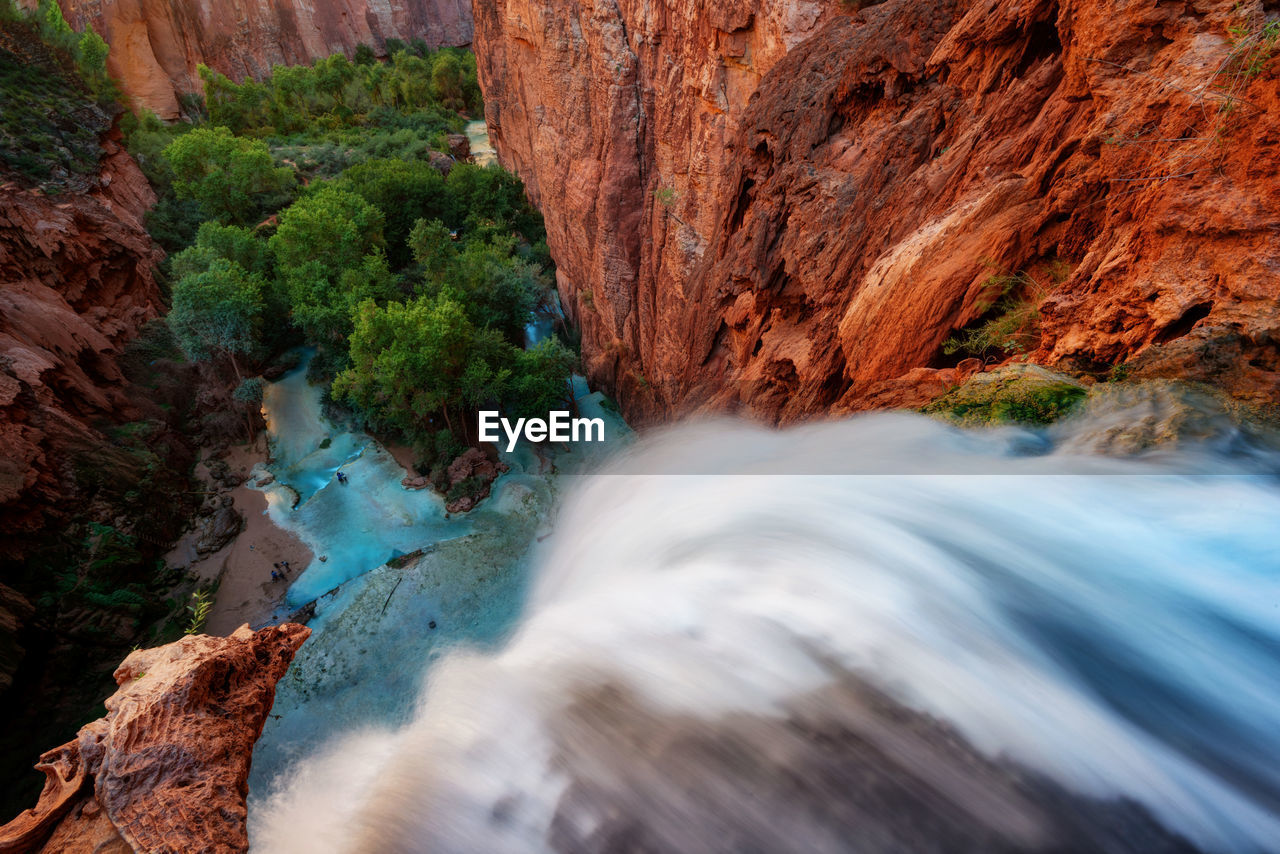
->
[48,0,474,118]
[0,128,165,557]
[476,0,1280,424]
[0,623,309,854]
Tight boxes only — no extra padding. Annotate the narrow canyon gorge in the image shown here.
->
[1,0,1279,851]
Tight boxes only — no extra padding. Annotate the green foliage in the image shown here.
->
[145,196,208,255]
[943,269,1056,359]
[169,259,267,373]
[419,234,549,344]
[121,109,190,191]
[185,589,214,634]
[409,218,457,277]
[164,126,297,224]
[123,44,559,451]
[444,163,546,241]
[508,338,576,418]
[270,183,385,274]
[923,368,1088,427]
[172,221,274,279]
[0,2,121,187]
[430,51,468,111]
[334,293,574,444]
[333,295,493,438]
[199,44,478,141]
[333,159,449,267]
[270,185,394,341]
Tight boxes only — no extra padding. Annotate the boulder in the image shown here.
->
[0,624,309,854]
[195,506,243,555]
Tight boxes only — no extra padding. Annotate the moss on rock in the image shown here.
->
[922,364,1088,427]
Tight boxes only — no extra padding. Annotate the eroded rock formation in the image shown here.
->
[50,0,474,118]
[476,0,1280,424]
[0,623,310,854]
[0,129,166,558]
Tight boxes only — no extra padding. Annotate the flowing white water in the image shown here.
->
[465,120,498,168]
[252,413,1280,854]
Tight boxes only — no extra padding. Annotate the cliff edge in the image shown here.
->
[0,623,310,854]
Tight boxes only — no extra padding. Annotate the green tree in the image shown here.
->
[164,126,296,224]
[430,51,465,111]
[408,218,456,279]
[333,159,449,267]
[169,259,266,381]
[171,221,274,280]
[199,65,271,133]
[419,235,548,343]
[270,185,392,341]
[76,27,117,102]
[509,338,576,417]
[333,295,508,439]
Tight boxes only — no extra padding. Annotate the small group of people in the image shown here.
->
[335,470,349,485]
[270,560,293,582]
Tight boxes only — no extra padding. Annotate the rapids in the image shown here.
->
[250,405,1280,854]
[465,120,498,168]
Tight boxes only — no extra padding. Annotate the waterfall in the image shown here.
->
[251,413,1280,854]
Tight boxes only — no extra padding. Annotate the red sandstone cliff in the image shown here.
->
[476,0,1280,423]
[48,0,474,119]
[0,623,309,854]
[0,129,168,556]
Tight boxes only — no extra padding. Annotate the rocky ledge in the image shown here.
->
[0,623,309,854]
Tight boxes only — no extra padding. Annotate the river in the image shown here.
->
[245,349,629,807]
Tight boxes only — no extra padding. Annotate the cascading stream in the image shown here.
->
[252,413,1280,854]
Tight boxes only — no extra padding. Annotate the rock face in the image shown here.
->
[50,0,474,119]
[475,0,1280,425]
[0,130,165,560]
[0,623,310,854]
[195,506,244,555]
[0,585,35,696]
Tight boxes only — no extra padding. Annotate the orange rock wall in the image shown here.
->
[476,0,1280,423]
[52,0,474,118]
[0,624,309,854]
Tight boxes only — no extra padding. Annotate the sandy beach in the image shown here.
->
[166,439,313,636]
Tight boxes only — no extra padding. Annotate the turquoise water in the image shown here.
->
[253,353,470,607]
[246,350,632,815]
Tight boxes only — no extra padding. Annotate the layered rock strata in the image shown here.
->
[476,0,1280,424]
